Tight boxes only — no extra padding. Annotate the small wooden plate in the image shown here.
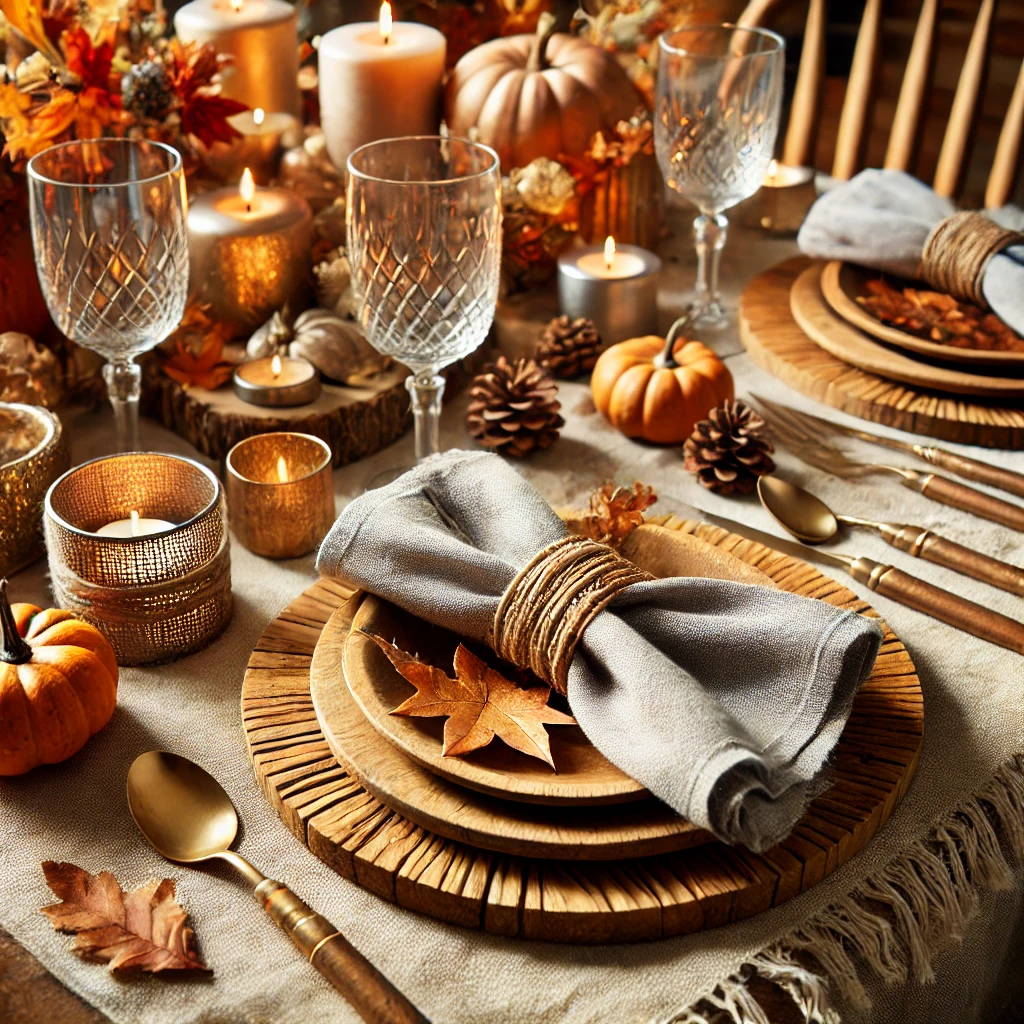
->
[790,264,1024,398]
[332,524,772,807]
[821,261,1024,369]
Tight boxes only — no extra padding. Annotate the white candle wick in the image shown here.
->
[379,1,392,45]
[277,456,289,483]
[240,167,255,213]
[604,235,616,273]
[253,107,265,127]
[271,353,282,379]
[130,510,141,537]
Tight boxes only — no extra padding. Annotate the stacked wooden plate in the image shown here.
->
[740,257,1024,449]
[242,517,925,943]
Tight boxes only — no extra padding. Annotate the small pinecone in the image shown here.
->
[536,314,601,378]
[121,61,174,120]
[683,398,775,496]
[466,356,564,458]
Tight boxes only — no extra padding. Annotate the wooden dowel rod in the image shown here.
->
[831,0,883,180]
[782,0,827,168]
[884,0,940,172]
[984,58,1024,208]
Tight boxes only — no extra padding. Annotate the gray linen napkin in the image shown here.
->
[797,168,1024,334]
[316,450,882,851]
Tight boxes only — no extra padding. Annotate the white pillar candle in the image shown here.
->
[187,170,313,335]
[174,0,301,117]
[318,5,446,173]
[95,510,176,538]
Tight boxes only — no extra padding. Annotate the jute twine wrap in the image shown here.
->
[43,453,232,666]
[918,210,1023,306]
[492,536,652,695]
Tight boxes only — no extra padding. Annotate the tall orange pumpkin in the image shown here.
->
[444,14,641,171]
[591,320,734,444]
[0,580,119,776]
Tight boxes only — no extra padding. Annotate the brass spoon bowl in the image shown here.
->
[127,751,427,1024]
[757,475,839,543]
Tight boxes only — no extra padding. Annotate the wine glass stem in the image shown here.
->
[406,372,445,463]
[102,359,142,452]
[694,212,729,315]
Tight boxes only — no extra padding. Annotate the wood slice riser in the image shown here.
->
[242,518,923,944]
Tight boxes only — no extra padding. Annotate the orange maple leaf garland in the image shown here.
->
[161,334,234,390]
[367,634,576,770]
[40,861,209,974]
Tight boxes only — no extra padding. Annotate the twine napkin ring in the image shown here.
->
[918,210,1022,306]
[492,536,653,695]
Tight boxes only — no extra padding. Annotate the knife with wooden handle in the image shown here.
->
[906,472,1024,533]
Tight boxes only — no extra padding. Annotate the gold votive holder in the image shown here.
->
[225,433,334,559]
[742,162,817,235]
[0,403,69,577]
[43,453,232,666]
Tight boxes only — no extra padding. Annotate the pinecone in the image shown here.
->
[466,356,564,458]
[536,315,601,378]
[121,61,174,120]
[683,398,775,495]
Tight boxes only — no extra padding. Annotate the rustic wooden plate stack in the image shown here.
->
[242,517,925,943]
[740,257,1024,449]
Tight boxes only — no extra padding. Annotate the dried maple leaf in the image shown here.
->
[40,861,209,974]
[161,332,234,390]
[367,633,576,769]
[577,481,657,547]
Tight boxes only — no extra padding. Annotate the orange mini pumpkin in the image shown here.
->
[591,320,734,444]
[0,580,118,776]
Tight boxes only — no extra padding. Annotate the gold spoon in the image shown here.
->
[757,475,1024,597]
[127,750,429,1024]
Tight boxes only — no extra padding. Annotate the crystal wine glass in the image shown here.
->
[27,139,189,451]
[347,136,502,463]
[656,25,784,327]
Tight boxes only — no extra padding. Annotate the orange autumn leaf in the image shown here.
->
[367,633,576,769]
[0,0,63,64]
[577,481,657,547]
[40,861,209,974]
[162,333,234,390]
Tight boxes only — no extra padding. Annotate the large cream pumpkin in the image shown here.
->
[0,581,118,776]
[591,322,734,445]
[445,15,641,171]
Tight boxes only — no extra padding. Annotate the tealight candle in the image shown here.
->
[174,0,301,117]
[186,169,313,335]
[95,510,176,538]
[234,352,321,407]
[756,159,817,236]
[204,107,299,184]
[557,236,662,344]
[318,3,446,173]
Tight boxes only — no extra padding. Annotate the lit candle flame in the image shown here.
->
[240,167,255,212]
[767,158,778,180]
[379,1,392,43]
[253,107,265,127]
[271,353,282,378]
[230,0,242,11]
[277,456,288,483]
[130,510,141,537]
[604,235,616,271]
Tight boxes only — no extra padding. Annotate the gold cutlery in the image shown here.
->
[752,395,1024,501]
[127,751,429,1024]
[752,396,1024,533]
[758,475,1024,596]
[678,499,1024,655]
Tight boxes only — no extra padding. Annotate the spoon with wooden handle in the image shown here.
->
[127,750,429,1024]
[758,475,1024,596]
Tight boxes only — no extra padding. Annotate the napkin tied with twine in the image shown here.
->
[316,451,882,851]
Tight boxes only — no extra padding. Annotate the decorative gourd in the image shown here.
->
[247,308,389,385]
[0,580,119,776]
[444,13,641,171]
[590,317,734,444]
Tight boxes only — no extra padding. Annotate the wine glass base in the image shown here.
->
[684,299,730,332]
[363,465,413,492]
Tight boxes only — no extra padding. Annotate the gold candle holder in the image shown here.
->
[43,453,232,666]
[0,403,69,577]
[225,433,334,558]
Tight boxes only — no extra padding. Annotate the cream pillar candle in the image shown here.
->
[186,170,313,335]
[318,4,446,173]
[174,0,301,117]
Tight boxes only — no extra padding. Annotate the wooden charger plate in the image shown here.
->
[821,260,1024,369]
[790,263,1024,398]
[335,524,771,807]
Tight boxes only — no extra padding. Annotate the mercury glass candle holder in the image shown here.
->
[0,403,70,577]
[43,453,232,666]
[225,433,334,558]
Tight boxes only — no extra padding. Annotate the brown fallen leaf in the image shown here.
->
[367,633,576,769]
[40,861,209,974]
[576,481,658,547]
